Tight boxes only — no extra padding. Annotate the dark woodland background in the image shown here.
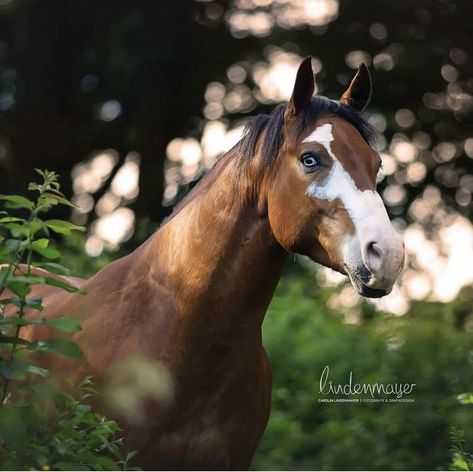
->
[1,1,473,470]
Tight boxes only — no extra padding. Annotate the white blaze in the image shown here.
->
[302,123,398,279]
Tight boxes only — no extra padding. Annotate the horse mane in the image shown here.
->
[163,97,376,225]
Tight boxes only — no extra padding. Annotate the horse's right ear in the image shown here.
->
[285,57,314,119]
[339,63,372,112]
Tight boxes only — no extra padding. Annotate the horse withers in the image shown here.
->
[10,57,404,469]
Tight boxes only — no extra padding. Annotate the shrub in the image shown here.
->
[0,170,136,471]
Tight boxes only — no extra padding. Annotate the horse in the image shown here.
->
[10,57,405,469]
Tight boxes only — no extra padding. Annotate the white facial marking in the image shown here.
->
[303,123,397,276]
[302,123,334,148]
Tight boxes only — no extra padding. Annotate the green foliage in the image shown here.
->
[0,379,137,471]
[252,268,473,471]
[447,392,473,471]
[449,426,473,471]
[0,169,85,397]
[0,170,135,470]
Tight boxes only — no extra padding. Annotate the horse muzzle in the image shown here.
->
[344,232,405,298]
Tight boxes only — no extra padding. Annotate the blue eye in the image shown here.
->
[301,153,320,172]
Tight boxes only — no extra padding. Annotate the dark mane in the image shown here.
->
[162,96,376,225]
[236,96,376,171]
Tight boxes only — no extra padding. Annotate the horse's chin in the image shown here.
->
[351,279,388,299]
[314,259,390,299]
[344,264,390,299]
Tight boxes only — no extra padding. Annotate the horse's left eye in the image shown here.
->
[301,153,320,172]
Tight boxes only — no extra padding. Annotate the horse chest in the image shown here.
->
[132,349,272,469]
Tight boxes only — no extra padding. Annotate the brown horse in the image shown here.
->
[14,58,404,469]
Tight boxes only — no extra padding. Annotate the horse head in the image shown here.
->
[265,58,405,297]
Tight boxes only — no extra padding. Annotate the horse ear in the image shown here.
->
[339,63,372,112]
[285,57,315,119]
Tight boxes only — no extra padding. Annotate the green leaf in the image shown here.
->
[10,274,46,285]
[44,219,85,235]
[31,237,49,249]
[0,245,13,258]
[26,363,49,378]
[457,393,473,405]
[32,245,61,260]
[92,456,120,470]
[451,454,470,471]
[46,316,82,333]
[36,262,71,276]
[0,216,24,223]
[33,338,83,358]
[42,192,76,208]
[43,276,83,293]
[0,194,34,210]
[27,219,43,237]
[36,198,58,212]
[35,168,59,183]
[3,222,28,237]
[5,238,23,252]
[7,280,31,297]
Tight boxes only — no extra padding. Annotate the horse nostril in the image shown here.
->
[365,241,383,274]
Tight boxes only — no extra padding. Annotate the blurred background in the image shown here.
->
[0,0,472,469]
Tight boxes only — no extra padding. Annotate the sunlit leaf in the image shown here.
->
[44,219,85,235]
[457,393,473,405]
[31,238,49,250]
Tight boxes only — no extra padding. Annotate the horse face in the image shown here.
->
[266,59,404,298]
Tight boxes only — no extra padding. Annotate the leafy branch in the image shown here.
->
[0,169,136,470]
[0,169,85,405]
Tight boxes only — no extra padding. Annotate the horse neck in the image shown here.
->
[139,154,287,351]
